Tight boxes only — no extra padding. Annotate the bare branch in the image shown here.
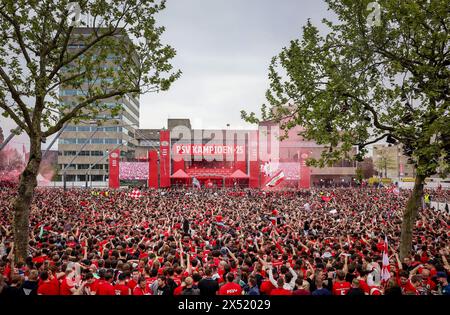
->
[42,88,139,137]
[342,93,395,132]
[0,67,33,129]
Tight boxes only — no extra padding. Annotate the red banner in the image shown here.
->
[172,144,245,158]
[148,150,158,188]
[249,131,260,188]
[159,130,171,188]
[299,151,311,189]
[108,150,120,189]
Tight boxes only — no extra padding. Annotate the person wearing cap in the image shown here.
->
[435,271,450,295]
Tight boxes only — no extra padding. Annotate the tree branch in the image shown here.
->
[353,133,389,149]
[342,93,395,132]
[0,67,33,129]
[47,7,129,82]
[42,88,139,137]
[0,102,29,133]
[0,9,32,66]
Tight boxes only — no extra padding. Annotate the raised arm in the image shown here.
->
[394,253,403,270]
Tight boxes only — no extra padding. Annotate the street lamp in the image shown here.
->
[63,121,102,191]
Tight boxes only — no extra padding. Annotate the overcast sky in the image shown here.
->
[141,0,334,130]
[1,0,335,149]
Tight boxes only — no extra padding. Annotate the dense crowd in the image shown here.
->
[0,182,449,296]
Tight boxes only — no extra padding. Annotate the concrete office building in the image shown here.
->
[57,28,139,184]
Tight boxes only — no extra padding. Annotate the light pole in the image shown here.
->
[63,122,102,191]
[85,141,127,188]
[0,126,22,151]
[83,125,161,189]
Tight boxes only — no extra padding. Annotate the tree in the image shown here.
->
[359,157,375,179]
[242,0,449,259]
[373,147,397,177]
[0,0,181,262]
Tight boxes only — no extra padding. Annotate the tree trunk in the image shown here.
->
[12,137,41,263]
[399,174,425,260]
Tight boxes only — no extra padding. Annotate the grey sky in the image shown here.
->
[141,0,334,130]
[1,0,335,148]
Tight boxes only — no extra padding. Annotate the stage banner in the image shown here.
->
[148,150,159,188]
[299,151,311,189]
[159,130,171,188]
[249,131,260,188]
[108,149,120,189]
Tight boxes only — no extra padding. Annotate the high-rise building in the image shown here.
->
[57,28,139,184]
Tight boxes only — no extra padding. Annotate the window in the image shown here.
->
[91,138,104,144]
[92,165,103,170]
[91,151,104,156]
[77,164,90,170]
[104,127,117,132]
[61,89,87,96]
[60,138,77,145]
[91,175,104,182]
[77,175,87,181]
[79,151,90,156]
[65,126,77,131]
[105,138,118,144]
[77,138,88,144]
[63,151,77,156]
[78,126,90,132]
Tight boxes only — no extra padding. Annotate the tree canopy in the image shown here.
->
[0,0,181,138]
[242,0,449,177]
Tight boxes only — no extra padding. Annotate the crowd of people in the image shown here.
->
[0,181,449,296]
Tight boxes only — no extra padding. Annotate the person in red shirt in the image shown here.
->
[96,272,115,295]
[83,273,98,295]
[260,278,275,295]
[127,270,140,290]
[398,271,418,295]
[37,271,60,295]
[60,270,76,295]
[332,270,351,295]
[270,278,293,295]
[218,273,242,296]
[114,273,131,295]
[133,277,152,295]
[356,271,370,295]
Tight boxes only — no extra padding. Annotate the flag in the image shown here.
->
[321,195,332,202]
[381,235,391,283]
[193,177,201,189]
[387,185,399,196]
[128,188,142,199]
[266,170,285,187]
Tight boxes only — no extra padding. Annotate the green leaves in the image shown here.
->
[0,0,180,137]
[245,0,449,178]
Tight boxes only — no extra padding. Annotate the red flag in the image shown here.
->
[128,188,142,199]
[265,170,285,187]
[381,236,391,284]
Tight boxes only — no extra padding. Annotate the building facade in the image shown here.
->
[57,28,139,184]
[372,144,415,179]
